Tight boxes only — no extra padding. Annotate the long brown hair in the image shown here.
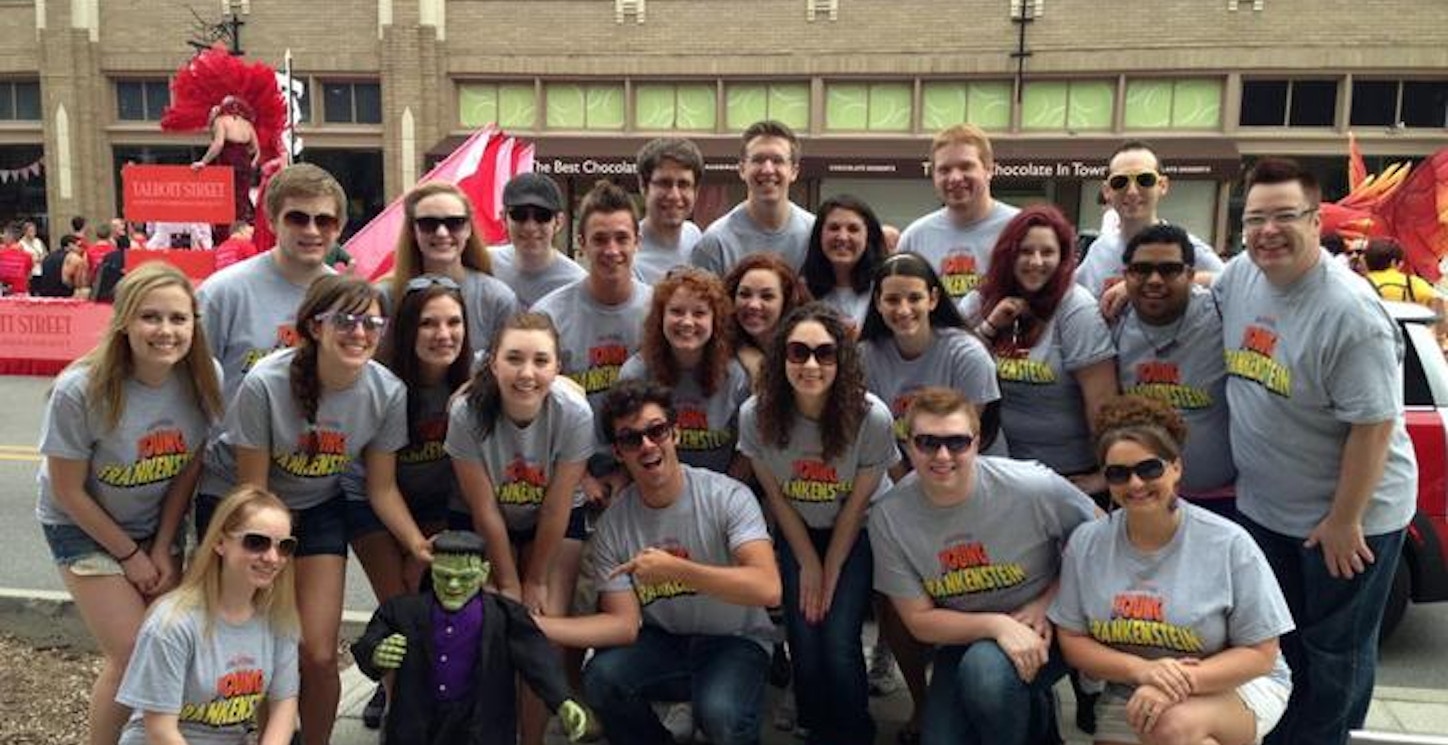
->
[640,268,734,396]
[389,182,493,301]
[465,312,561,440]
[755,303,868,462]
[290,275,381,427]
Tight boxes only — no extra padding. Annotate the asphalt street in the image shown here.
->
[1,373,1445,691]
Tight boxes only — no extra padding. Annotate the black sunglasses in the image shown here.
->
[236,532,298,557]
[281,210,341,231]
[614,421,675,452]
[314,311,388,334]
[1103,457,1168,485]
[1125,261,1188,280]
[911,433,975,455]
[405,274,462,294]
[415,215,470,233]
[1106,171,1161,191]
[508,206,556,224]
[784,341,839,366]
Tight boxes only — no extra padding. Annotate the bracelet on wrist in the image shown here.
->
[115,544,141,562]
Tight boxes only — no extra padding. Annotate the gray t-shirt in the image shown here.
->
[860,328,1001,441]
[1215,251,1417,537]
[896,202,1020,301]
[486,244,588,308]
[1113,286,1235,493]
[342,383,458,510]
[590,465,776,649]
[379,270,520,355]
[870,458,1095,613]
[36,364,217,537]
[635,221,703,285]
[444,385,594,531]
[737,393,900,529]
[819,286,872,328]
[619,355,751,475]
[960,285,1117,474]
[689,202,814,276]
[532,279,654,420]
[197,255,320,402]
[117,597,300,745]
[1049,503,1295,699]
[201,348,410,510]
[1075,229,1224,298]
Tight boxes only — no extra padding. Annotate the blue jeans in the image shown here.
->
[922,639,1066,745]
[779,527,874,745]
[1240,515,1405,745]
[583,626,769,745]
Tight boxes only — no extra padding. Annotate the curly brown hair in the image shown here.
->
[1094,394,1187,464]
[640,268,735,396]
[755,303,868,462]
[723,253,812,351]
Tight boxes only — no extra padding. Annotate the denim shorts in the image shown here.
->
[507,505,589,547]
[345,496,451,540]
[196,492,349,558]
[41,522,177,575]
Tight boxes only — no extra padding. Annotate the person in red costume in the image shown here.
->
[191,95,260,225]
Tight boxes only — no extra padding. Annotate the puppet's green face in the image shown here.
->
[431,553,489,611]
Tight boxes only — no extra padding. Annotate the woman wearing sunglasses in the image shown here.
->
[870,386,1097,745]
[36,263,223,745]
[723,252,812,386]
[445,311,593,745]
[198,275,427,745]
[739,303,898,745]
[960,204,1118,496]
[116,486,300,745]
[1049,395,1293,745]
[619,267,751,477]
[800,195,889,329]
[389,182,520,352]
[343,276,473,727]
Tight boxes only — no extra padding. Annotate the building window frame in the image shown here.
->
[320,80,382,125]
[1239,77,1340,128]
[115,79,171,122]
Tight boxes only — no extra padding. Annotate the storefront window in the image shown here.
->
[300,148,384,241]
[824,82,912,132]
[634,82,717,131]
[545,83,625,130]
[1240,79,1337,127]
[0,144,47,230]
[921,81,1011,132]
[724,82,809,131]
[116,80,170,122]
[458,82,537,130]
[322,81,382,125]
[1021,80,1114,131]
[1124,79,1223,129]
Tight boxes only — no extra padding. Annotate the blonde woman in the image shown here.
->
[116,486,301,745]
[36,263,223,745]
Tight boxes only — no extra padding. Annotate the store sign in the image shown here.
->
[122,164,235,224]
[0,299,111,362]
[533,157,739,177]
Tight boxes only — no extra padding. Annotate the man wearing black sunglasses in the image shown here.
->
[1076,141,1224,306]
[488,173,586,307]
[198,163,344,401]
[1112,223,1236,506]
[533,381,781,745]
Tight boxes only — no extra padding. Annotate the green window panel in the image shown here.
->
[1021,81,1068,130]
[1171,79,1222,128]
[498,84,537,129]
[1067,81,1114,130]
[545,83,625,130]
[674,84,717,130]
[768,83,810,130]
[1125,80,1174,129]
[586,85,625,130]
[546,83,586,129]
[967,82,1011,130]
[826,83,869,130]
[869,82,913,131]
[726,82,809,131]
[636,83,717,131]
[458,84,498,128]
[922,82,968,131]
[826,82,913,132]
[635,84,676,129]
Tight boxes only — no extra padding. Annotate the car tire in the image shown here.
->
[1380,555,1411,644]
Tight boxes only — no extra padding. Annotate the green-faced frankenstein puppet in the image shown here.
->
[354,530,598,744]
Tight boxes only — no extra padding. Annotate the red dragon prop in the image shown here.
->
[1320,134,1448,281]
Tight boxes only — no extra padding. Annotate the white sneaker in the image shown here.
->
[867,643,902,696]
[662,702,695,743]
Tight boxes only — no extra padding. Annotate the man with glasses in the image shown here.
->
[690,120,814,276]
[1217,157,1417,745]
[532,380,781,745]
[1076,141,1224,301]
[198,163,343,401]
[635,138,705,284]
[897,124,1020,301]
[488,173,587,307]
[1112,223,1236,509]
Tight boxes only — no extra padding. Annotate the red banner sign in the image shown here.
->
[125,249,217,284]
[0,298,111,363]
[122,164,235,224]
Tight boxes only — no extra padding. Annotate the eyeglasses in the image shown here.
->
[1103,457,1168,485]
[415,215,470,233]
[614,421,675,452]
[314,311,388,334]
[1125,261,1188,280]
[281,210,342,231]
[235,532,298,557]
[649,177,696,192]
[507,206,556,224]
[784,341,838,366]
[1106,171,1161,191]
[405,275,462,294]
[1242,207,1318,230]
[911,433,975,455]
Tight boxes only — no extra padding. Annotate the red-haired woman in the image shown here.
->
[723,252,812,386]
[959,204,1117,496]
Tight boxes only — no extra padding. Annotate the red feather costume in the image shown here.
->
[1320,135,1448,281]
